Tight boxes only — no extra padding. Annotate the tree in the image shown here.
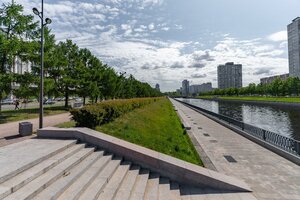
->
[0,1,37,72]
[13,72,37,108]
[0,73,13,111]
[53,40,79,107]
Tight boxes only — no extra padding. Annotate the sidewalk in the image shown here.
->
[171,99,300,200]
[0,113,71,147]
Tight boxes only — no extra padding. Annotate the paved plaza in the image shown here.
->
[171,99,300,200]
[0,113,71,147]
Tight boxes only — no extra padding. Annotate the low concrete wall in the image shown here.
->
[178,101,300,166]
[37,127,251,192]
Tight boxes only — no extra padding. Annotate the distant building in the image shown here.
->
[189,83,212,94]
[260,73,289,85]
[288,17,300,78]
[182,80,189,97]
[155,83,160,92]
[9,57,32,99]
[217,62,242,89]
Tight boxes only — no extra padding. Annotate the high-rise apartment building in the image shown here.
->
[288,17,300,78]
[260,73,289,85]
[217,62,242,89]
[189,83,213,94]
[182,80,189,97]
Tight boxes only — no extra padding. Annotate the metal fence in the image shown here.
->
[176,99,300,157]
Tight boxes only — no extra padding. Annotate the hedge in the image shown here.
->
[70,97,161,128]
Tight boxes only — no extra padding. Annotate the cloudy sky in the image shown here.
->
[4,0,300,91]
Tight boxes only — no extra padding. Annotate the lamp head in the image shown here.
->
[45,18,52,25]
[32,8,40,16]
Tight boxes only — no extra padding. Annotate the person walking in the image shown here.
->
[15,100,20,110]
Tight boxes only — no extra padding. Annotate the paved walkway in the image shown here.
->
[0,113,71,147]
[171,99,300,200]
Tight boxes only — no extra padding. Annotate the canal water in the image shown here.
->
[177,98,300,141]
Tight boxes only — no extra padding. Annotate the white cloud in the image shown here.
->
[267,31,287,42]
[148,23,155,30]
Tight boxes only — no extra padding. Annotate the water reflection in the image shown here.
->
[177,98,300,141]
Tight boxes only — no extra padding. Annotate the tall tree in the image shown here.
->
[0,1,37,72]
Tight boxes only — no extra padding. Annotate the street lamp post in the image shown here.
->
[33,0,52,129]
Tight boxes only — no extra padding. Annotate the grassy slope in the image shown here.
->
[92,98,202,166]
[0,106,69,124]
[199,96,300,103]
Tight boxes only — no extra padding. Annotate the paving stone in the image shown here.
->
[171,99,300,200]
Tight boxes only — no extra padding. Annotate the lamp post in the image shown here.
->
[33,0,52,129]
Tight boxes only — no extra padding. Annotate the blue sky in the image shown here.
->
[5,0,300,91]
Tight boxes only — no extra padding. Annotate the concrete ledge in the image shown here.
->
[177,100,300,166]
[37,127,251,192]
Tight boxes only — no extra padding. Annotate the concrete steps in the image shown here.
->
[3,147,95,200]
[0,138,255,200]
[0,143,84,199]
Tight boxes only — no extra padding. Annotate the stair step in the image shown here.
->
[129,169,150,200]
[114,165,140,200]
[158,178,171,200]
[32,150,104,200]
[169,182,181,200]
[144,173,160,200]
[3,147,95,200]
[0,143,85,199]
[97,161,131,200]
[0,139,77,184]
[78,157,122,200]
[56,153,111,200]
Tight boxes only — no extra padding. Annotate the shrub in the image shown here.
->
[71,97,162,128]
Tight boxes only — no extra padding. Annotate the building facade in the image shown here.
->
[217,62,242,89]
[288,17,300,78]
[260,73,289,85]
[189,82,212,94]
[182,80,189,97]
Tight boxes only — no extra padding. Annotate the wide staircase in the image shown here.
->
[0,139,183,200]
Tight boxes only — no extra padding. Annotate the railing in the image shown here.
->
[175,99,300,157]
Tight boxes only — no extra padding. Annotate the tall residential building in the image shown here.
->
[260,73,289,85]
[189,82,213,94]
[182,80,189,97]
[217,62,242,89]
[288,17,300,78]
[155,83,160,92]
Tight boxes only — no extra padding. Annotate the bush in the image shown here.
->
[71,97,162,128]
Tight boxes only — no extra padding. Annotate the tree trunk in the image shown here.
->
[83,96,86,105]
[95,96,98,103]
[64,86,69,108]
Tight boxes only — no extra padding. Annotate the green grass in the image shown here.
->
[0,106,69,124]
[198,96,300,103]
[57,98,202,165]
[96,98,202,166]
[56,120,76,128]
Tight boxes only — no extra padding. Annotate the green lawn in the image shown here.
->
[0,106,69,124]
[57,98,202,166]
[198,96,300,103]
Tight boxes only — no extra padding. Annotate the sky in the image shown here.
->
[3,0,300,91]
